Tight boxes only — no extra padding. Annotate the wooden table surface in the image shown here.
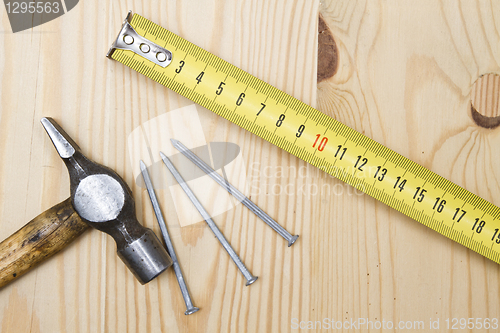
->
[0,1,500,332]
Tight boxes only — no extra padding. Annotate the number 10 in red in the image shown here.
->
[313,134,328,151]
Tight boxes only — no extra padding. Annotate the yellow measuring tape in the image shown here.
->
[108,12,500,264]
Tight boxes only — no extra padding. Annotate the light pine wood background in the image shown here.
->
[318,1,500,333]
[0,0,499,332]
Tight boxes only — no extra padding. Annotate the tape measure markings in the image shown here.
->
[110,13,500,264]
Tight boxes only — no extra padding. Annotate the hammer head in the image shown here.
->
[41,117,172,284]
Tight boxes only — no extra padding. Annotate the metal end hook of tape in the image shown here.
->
[106,11,172,68]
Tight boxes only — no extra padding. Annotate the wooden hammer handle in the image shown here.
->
[0,198,89,288]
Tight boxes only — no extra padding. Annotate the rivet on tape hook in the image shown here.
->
[107,11,172,68]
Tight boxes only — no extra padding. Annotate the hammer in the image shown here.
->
[0,118,173,288]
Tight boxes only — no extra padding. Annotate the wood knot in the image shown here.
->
[317,14,338,83]
[471,73,500,129]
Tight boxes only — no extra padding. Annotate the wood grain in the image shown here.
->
[1,0,499,332]
[318,0,500,331]
[471,73,500,128]
[0,1,319,332]
[472,74,500,118]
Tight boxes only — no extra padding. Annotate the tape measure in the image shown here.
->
[108,12,500,264]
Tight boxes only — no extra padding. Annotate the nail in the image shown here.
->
[170,139,299,247]
[160,152,258,286]
[140,160,200,315]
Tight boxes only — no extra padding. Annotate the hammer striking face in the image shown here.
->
[41,117,172,284]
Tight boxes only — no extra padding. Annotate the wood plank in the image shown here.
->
[1,0,499,331]
[0,1,319,332]
[318,0,500,330]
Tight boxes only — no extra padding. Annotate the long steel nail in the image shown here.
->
[140,160,200,315]
[160,152,258,286]
[171,139,299,247]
